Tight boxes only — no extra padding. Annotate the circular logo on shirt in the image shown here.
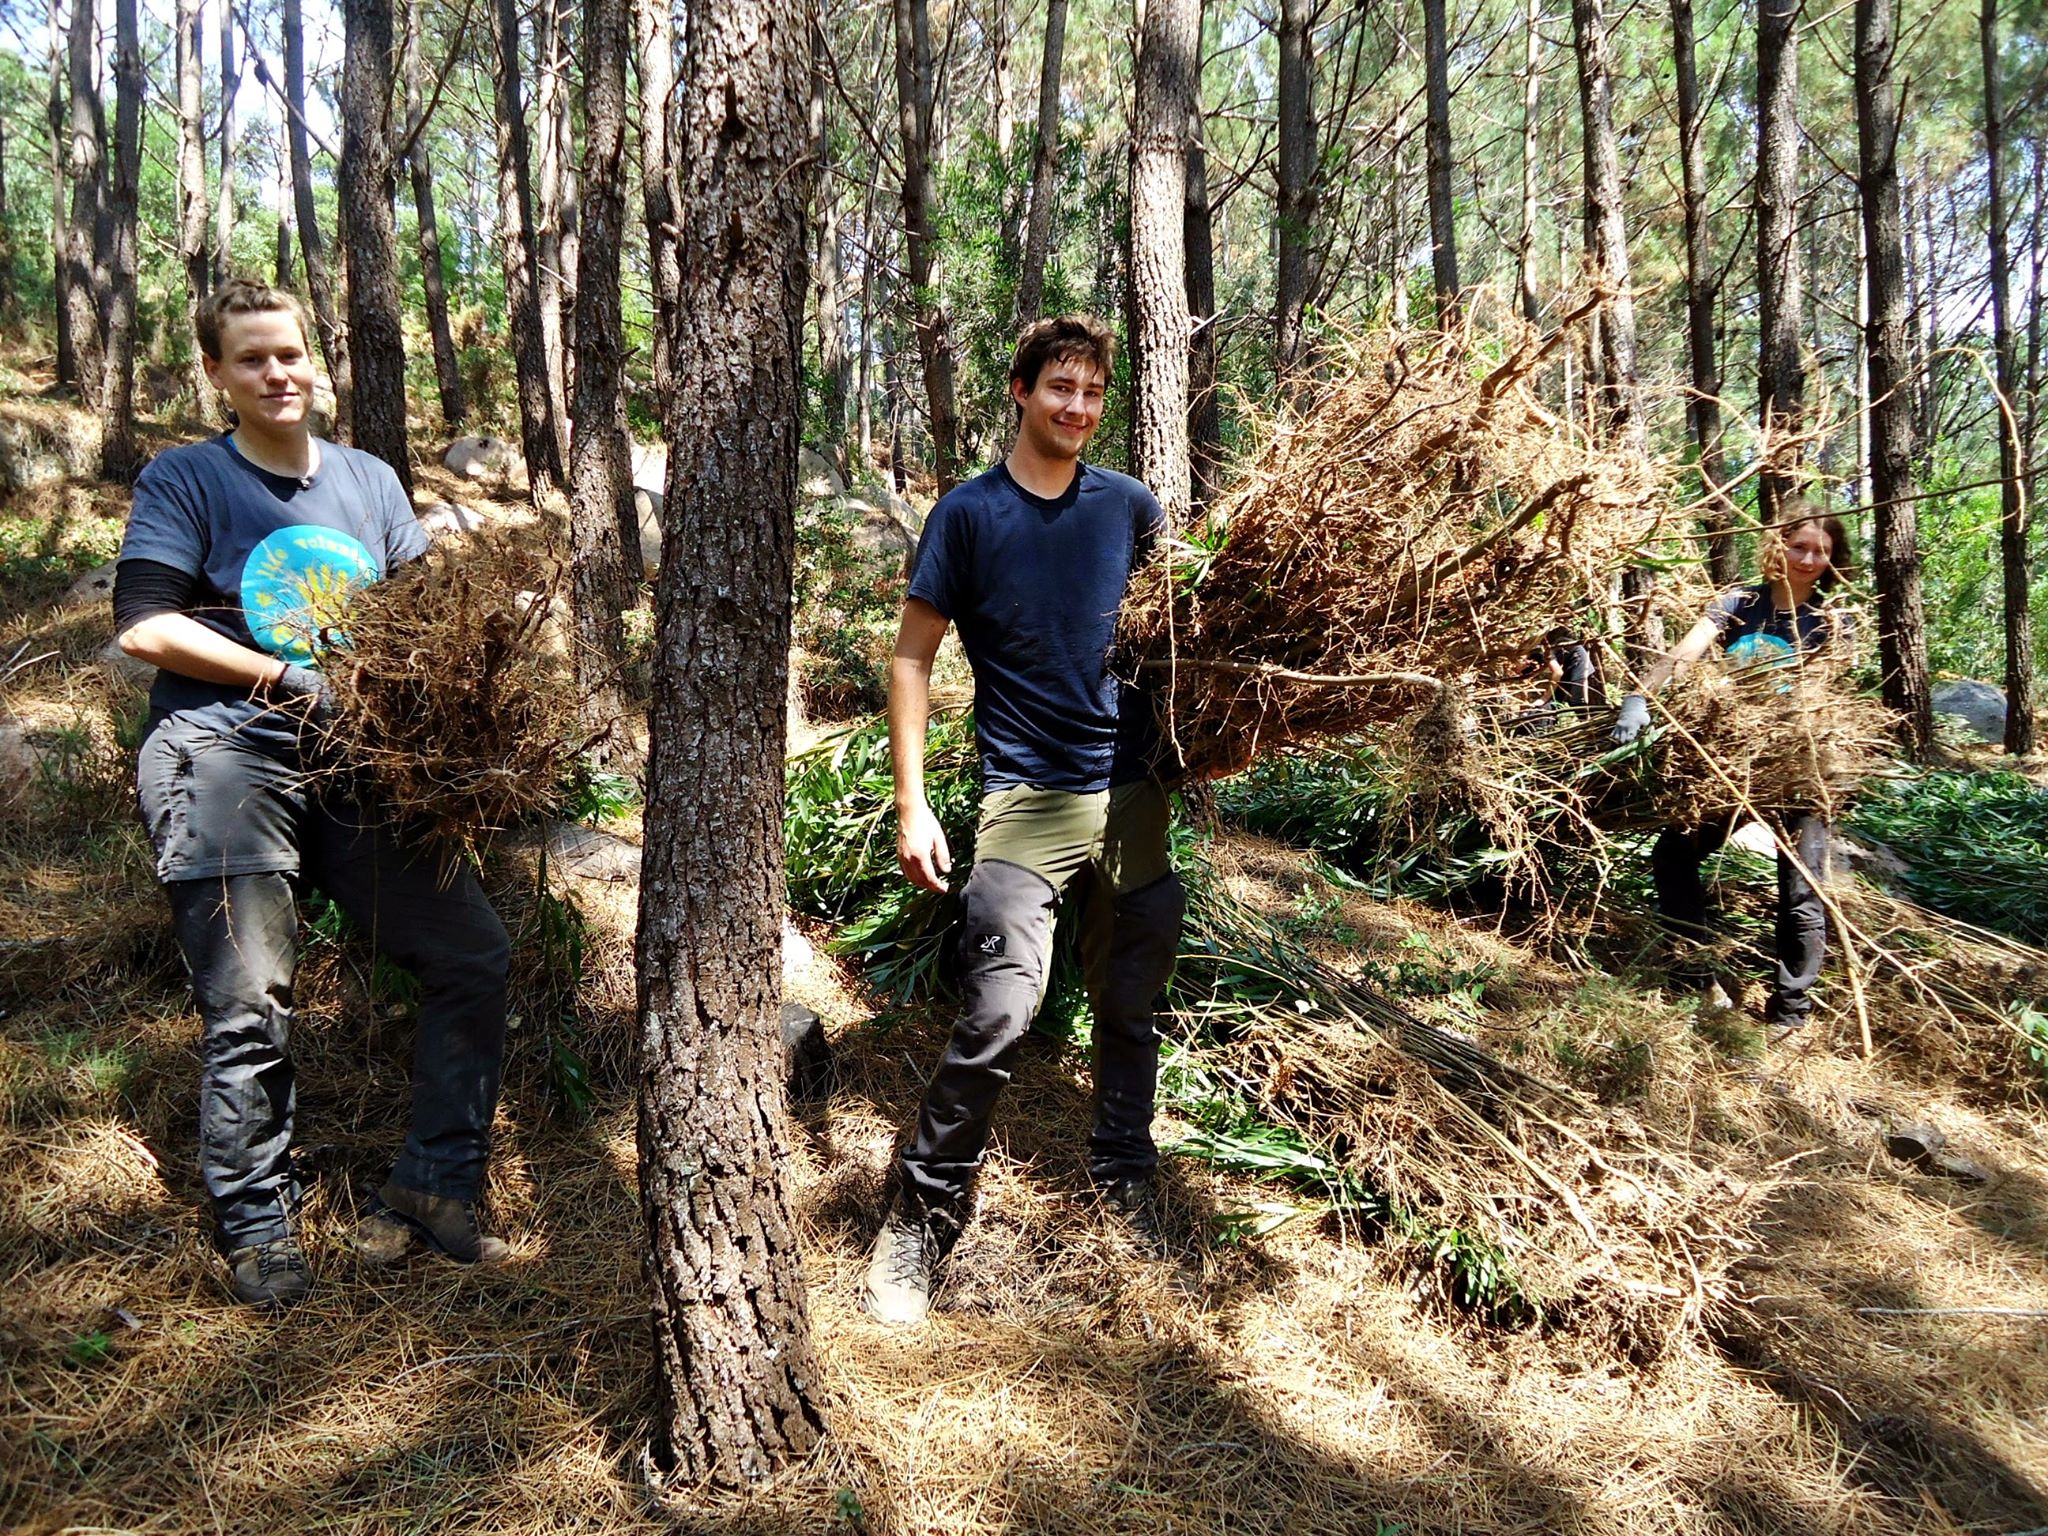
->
[1726,631,1797,671]
[240,525,380,663]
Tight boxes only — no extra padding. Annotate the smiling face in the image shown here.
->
[1011,353,1107,463]
[202,308,317,439]
[1771,519,1837,598]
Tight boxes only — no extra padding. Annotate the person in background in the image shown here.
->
[1609,511,1855,1040]
[114,277,512,1307]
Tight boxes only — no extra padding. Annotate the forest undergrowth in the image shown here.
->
[4,395,2048,1535]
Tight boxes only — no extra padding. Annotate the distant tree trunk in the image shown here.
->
[637,0,828,1485]
[1755,0,1804,525]
[215,0,236,287]
[534,0,573,453]
[1856,0,1933,751]
[405,0,466,429]
[285,0,351,434]
[62,0,105,401]
[893,0,960,490]
[176,0,212,415]
[567,0,632,750]
[1516,0,1542,324]
[1013,0,1068,327]
[0,115,12,324]
[491,0,566,499]
[856,161,881,465]
[552,0,581,384]
[98,0,141,480]
[1129,0,1196,526]
[809,25,848,462]
[1185,82,1220,512]
[1421,0,1459,329]
[274,143,293,288]
[1981,0,2032,755]
[339,0,413,494]
[1572,0,1641,454]
[1275,0,1317,379]
[47,0,70,386]
[634,0,682,421]
[1672,0,1736,584]
[1389,99,1410,325]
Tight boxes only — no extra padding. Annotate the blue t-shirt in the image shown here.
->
[1707,583,1843,670]
[908,461,1165,793]
[117,434,427,751]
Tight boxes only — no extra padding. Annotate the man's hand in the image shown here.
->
[1609,692,1652,745]
[897,800,953,892]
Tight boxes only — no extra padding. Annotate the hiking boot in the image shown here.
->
[1100,1175,1161,1241]
[366,1181,510,1265]
[224,1234,312,1308]
[349,1204,418,1266]
[861,1199,943,1326]
[1764,1013,1810,1047]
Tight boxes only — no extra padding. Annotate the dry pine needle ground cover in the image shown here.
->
[4,406,2048,1534]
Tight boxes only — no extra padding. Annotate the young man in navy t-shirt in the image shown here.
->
[115,278,512,1307]
[863,315,1184,1325]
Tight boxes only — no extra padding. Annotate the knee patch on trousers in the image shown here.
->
[1093,870,1185,1028]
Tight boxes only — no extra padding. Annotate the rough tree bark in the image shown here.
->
[176,0,212,415]
[893,0,960,489]
[404,0,466,428]
[637,0,829,1485]
[339,0,413,494]
[1755,0,1804,525]
[1129,0,1197,526]
[1275,0,1318,379]
[214,0,235,288]
[534,0,572,452]
[47,0,70,387]
[1571,0,1642,454]
[1672,0,1736,584]
[633,0,682,420]
[98,0,141,481]
[274,143,293,288]
[1422,0,1459,329]
[1185,75,1220,512]
[62,0,105,401]
[1013,0,1068,326]
[284,0,351,434]
[490,0,566,500]
[1981,0,2033,755]
[809,23,848,460]
[1516,0,1542,325]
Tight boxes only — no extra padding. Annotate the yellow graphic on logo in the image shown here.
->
[240,525,379,664]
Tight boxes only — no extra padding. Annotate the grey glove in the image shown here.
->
[272,662,338,727]
[1609,692,1652,745]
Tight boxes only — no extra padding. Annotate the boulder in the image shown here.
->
[781,1001,834,1100]
[97,636,154,687]
[839,493,919,577]
[545,822,642,883]
[62,561,119,607]
[635,487,664,580]
[1831,832,1910,883]
[798,447,846,499]
[418,502,484,541]
[1932,679,2006,743]
[0,403,100,493]
[443,435,522,480]
[630,440,668,495]
[0,717,36,806]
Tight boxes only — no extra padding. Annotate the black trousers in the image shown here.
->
[1651,811,1828,1023]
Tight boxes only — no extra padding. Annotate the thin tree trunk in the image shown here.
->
[856,153,880,465]
[568,0,632,749]
[1275,0,1317,378]
[1013,0,1067,326]
[1755,0,1804,525]
[1516,0,1542,325]
[1129,0,1196,526]
[63,0,105,401]
[809,24,848,461]
[1857,0,1933,750]
[1421,0,1459,330]
[339,0,412,493]
[98,0,141,480]
[553,0,580,387]
[1981,0,2032,754]
[406,0,466,429]
[47,0,70,386]
[274,141,293,287]
[215,0,236,288]
[285,0,351,434]
[1673,0,1735,583]
[1185,76,1220,511]
[534,0,572,453]
[177,0,212,415]
[1572,0,1641,453]
[634,0,681,419]
[637,0,827,1484]
[491,0,566,499]
[893,0,960,490]
[1389,98,1410,326]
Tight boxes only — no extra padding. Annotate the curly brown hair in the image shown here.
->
[1008,314,1117,401]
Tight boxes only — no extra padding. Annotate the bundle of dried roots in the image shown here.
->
[1121,311,1662,779]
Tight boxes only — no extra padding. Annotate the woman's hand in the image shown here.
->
[1610,693,1652,745]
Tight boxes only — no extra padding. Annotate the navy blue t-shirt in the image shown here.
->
[1707,583,1844,668]
[117,434,427,752]
[908,461,1165,793]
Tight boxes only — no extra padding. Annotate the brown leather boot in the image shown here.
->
[359,1181,510,1265]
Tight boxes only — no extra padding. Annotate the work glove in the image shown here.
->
[1609,692,1652,745]
[272,662,338,728]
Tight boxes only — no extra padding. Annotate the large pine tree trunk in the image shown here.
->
[1013,0,1068,326]
[1857,0,1933,751]
[637,0,828,1484]
[404,0,466,429]
[809,25,849,460]
[1571,0,1641,454]
[1982,0,2033,755]
[98,0,141,481]
[1129,0,1196,526]
[1185,85,1220,512]
[633,0,682,422]
[892,0,960,490]
[566,0,632,750]
[176,0,211,416]
[47,1,70,388]
[1274,0,1317,379]
[285,0,351,435]
[339,0,413,495]
[534,0,573,453]
[1672,0,1736,584]
[1755,0,1804,525]
[1421,0,1459,329]
[491,0,566,500]
[214,0,235,288]
[62,0,104,402]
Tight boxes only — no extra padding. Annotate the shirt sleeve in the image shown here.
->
[372,457,429,569]
[1704,586,1751,638]
[117,455,208,577]
[906,494,965,619]
[1131,483,1167,567]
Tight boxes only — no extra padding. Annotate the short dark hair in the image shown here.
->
[1009,314,1117,399]
[196,277,311,362]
